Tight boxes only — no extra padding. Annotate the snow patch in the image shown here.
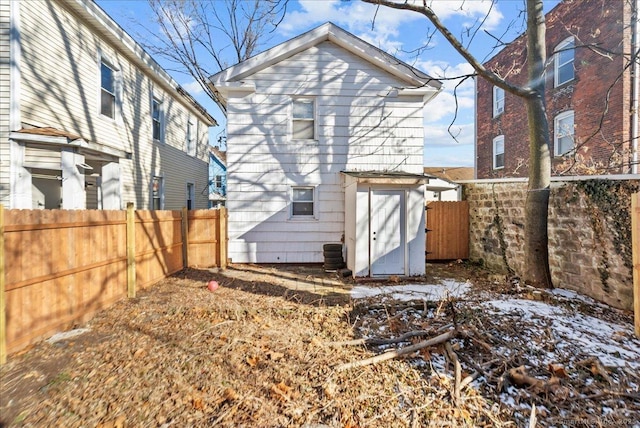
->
[351,280,471,301]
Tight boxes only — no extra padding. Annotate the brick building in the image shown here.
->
[475,0,638,178]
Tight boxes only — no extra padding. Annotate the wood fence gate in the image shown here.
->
[425,201,469,261]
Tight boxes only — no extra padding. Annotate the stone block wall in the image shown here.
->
[464,178,639,310]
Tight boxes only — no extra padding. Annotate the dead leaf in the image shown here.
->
[133,348,146,359]
[270,382,292,402]
[246,355,259,367]
[192,396,205,410]
[548,363,568,378]
[267,351,284,361]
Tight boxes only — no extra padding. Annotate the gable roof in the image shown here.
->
[209,22,442,111]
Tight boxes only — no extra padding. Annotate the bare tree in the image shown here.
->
[363,0,553,288]
[141,0,287,112]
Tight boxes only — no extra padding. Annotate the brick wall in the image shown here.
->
[464,177,639,310]
[476,0,632,178]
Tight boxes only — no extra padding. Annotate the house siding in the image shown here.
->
[0,0,10,206]
[11,0,212,210]
[476,0,632,178]
[226,41,425,263]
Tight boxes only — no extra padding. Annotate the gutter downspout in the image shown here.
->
[632,0,639,174]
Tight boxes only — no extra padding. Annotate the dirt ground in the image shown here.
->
[1,262,638,427]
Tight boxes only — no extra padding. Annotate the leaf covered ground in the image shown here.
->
[1,263,638,427]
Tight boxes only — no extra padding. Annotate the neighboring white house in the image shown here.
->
[423,167,474,202]
[210,22,441,277]
[0,0,216,210]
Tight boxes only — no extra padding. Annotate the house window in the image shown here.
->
[554,37,575,87]
[493,86,505,117]
[152,97,163,142]
[554,110,575,156]
[152,176,164,209]
[100,61,116,118]
[186,118,196,156]
[291,186,314,217]
[493,135,505,169]
[292,98,315,140]
[215,175,223,188]
[186,182,195,210]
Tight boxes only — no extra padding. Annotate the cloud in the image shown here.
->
[425,122,474,147]
[181,80,204,96]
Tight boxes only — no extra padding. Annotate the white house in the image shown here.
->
[0,0,216,211]
[210,22,441,277]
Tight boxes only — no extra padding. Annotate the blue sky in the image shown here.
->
[96,0,561,168]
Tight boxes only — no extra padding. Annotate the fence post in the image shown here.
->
[632,193,640,337]
[0,205,6,364]
[219,207,227,269]
[182,207,189,268]
[126,203,136,298]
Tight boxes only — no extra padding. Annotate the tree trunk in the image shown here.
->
[524,0,553,288]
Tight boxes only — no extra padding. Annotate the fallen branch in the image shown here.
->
[335,329,458,371]
[326,330,434,347]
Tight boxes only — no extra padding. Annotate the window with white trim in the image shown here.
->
[493,135,505,169]
[493,86,505,117]
[554,37,575,87]
[292,98,315,140]
[100,60,116,118]
[186,117,196,156]
[186,182,195,210]
[152,97,163,142]
[215,175,222,188]
[291,186,314,217]
[554,110,575,156]
[152,176,164,210]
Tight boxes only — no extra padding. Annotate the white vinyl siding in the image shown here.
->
[16,0,213,210]
[0,1,11,205]
[226,41,425,263]
[554,37,575,87]
[554,110,575,156]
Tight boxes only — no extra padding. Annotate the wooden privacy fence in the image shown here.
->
[632,193,640,337]
[0,205,228,364]
[426,201,469,261]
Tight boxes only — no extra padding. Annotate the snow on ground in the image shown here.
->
[481,298,640,369]
[350,279,471,301]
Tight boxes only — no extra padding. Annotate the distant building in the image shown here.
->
[209,147,227,208]
[475,0,638,178]
[423,167,474,201]
[1,0,216,210]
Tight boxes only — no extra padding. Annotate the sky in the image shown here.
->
[96,0,561,168]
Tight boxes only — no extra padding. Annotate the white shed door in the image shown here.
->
[371,190,405,275]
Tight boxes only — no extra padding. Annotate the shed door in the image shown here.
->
[371,190,405,275]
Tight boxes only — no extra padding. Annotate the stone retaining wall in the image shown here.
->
[463,178,639,310]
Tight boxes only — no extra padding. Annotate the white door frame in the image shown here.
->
[369,188,407,276]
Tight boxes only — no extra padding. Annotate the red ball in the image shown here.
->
[207,280,219,292]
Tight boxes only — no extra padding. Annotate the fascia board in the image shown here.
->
[211,22,442,92]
